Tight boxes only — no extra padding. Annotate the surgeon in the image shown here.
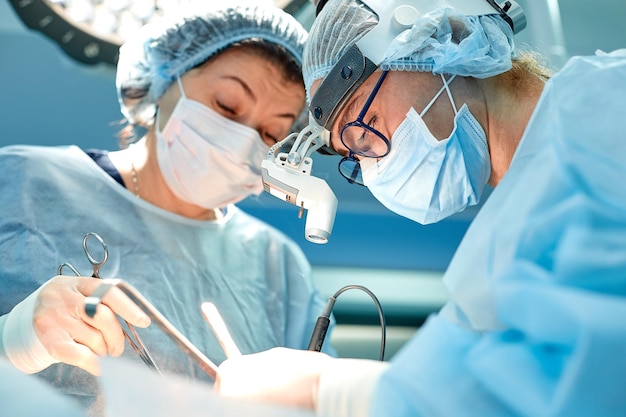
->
[0,2,334,416]
[214,0,626,416]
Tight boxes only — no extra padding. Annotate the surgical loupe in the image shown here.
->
[262,0,526,244]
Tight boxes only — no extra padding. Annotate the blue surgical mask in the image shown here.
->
[360,75,491,224]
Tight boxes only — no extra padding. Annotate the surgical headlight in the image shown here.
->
[261,116,338,244]
[263,0,526,243]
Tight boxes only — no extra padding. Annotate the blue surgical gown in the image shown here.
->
[372,50,626,416]
[0,145,333,416]
[0,357,86,416]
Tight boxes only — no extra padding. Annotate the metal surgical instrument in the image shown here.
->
[58,231,109,278]
[85,279,219,379]
[85,279,217,379]
[58,232,161,374]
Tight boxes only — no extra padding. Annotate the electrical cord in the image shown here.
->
[308,284,387,361]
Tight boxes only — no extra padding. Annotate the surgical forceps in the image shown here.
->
[58,232,161,374]
[85,279,219,379]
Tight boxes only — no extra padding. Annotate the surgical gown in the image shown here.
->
[372,50,626,416]
[0,145,332,416]
[0,357,86,417]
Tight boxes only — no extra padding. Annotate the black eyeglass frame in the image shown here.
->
[338,70,391,185]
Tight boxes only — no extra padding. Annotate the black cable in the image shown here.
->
[315,0,329,16]
[308,284,386,361]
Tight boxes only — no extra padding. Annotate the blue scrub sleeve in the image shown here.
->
[0,357,87,417]
[374,289,626,417]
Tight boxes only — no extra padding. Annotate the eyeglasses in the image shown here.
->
[338,71,391,185]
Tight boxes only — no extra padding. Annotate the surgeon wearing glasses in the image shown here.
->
[214,1,626,416]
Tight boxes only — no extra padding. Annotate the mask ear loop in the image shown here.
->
[441,74,458,116]
[419,74,457,118]
[157,77,186,135]
[156,106,164,134]
[176,76,187,100]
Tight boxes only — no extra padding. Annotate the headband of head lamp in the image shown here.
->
[309,0,526,132]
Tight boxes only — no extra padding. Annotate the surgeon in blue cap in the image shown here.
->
[214,1,626,416]
[0,2,334,416]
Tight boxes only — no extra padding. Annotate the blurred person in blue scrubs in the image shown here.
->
[0,357,86,417]
[0,2,334,416]
[214,1,626,416]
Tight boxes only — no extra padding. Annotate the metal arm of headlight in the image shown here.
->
[261,117,338,244]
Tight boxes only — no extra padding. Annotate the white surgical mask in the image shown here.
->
[156,78,269,209]
[361,75,491,224]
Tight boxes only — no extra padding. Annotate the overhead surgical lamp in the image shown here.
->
[7,0,311,66]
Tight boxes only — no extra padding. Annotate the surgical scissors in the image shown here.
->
[58,232,108,278]
[58,232,161,375]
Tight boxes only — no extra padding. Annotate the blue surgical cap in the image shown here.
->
[303,0,516,101]
[117,3,308,127]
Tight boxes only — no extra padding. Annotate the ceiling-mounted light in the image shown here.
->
[8,0,311,67]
